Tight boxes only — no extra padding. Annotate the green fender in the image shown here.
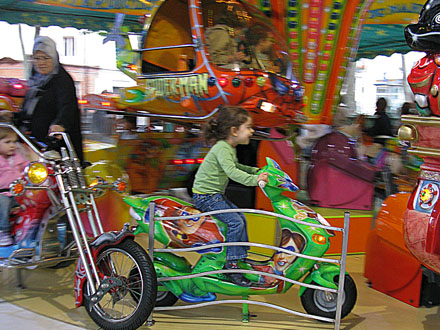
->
[299,262,341,296]
[154,252,192,273]
[154,255,209,298]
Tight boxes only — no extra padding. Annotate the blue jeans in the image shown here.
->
[0,194,14,232]
[193,193,249,261]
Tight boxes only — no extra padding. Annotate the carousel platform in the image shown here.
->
[0,252,438,330]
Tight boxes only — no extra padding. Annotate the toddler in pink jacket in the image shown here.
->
[0,127,29,246]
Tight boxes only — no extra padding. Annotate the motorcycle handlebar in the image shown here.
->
[0,123,78,162]
[0,123,48,159]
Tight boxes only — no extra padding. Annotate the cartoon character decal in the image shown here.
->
[10,169,58,246]
[155,198,224,252]
[252,228,305,290]
[290,200,319,220]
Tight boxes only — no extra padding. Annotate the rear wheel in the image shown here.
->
[300,274,357,320]
[156,283,178,307]
[84,239,157,330]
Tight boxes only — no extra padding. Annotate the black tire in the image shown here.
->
[128,266,142,303]
[155,283,178,307]
[300,274,357,320]
[84,239,157,330]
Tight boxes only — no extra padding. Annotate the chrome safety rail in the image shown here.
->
[82,106,220,122]
[146,203,350,330]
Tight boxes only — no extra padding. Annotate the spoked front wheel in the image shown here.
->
[300,274,357,320]
[84,239,157,330]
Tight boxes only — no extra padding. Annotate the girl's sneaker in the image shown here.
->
[0,231,13,246]
[224,260,251,286]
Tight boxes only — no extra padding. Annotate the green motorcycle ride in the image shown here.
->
[124,157,357,320]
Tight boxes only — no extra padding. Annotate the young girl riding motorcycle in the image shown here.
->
[0,126,29,246]
[192,106,268,286]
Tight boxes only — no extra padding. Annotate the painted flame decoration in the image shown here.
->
[420,186,434,204]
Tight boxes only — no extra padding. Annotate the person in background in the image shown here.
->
[118,115,139,140]
[205,8,247,69]
[17,36,84,162]
[366,97,393,144]
[0,127,29,246]
[247,29,278,72]
[192,106,268,286]
[400,102,415,116]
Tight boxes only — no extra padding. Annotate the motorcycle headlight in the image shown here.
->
[26,162,48,185]
[312,234,327,245]
[258,101,277,113]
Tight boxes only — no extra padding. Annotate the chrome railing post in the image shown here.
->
[334,211,350,330]
[147,207,351,328]
[146,202,156,326]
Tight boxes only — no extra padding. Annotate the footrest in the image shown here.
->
[0,245,20,259]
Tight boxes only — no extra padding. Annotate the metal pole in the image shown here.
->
[148,202,155,262]
[334,211,350,330]
[86,207,99,237]
[146,202,156,326]
[68,192,100,283]
[89,194,105,234]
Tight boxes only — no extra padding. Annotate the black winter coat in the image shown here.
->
[19,66,84,162]
[367,112,393,137]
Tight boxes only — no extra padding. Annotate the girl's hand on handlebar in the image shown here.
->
[257,172,268,184]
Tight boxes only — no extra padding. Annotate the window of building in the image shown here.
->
[64,37,75,57]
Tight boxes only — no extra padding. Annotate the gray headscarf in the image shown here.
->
[24,36,60,116]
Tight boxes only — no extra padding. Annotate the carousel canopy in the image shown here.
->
[357,24,413,59]
[356,0,425,59]
[0,0,427,59]
[0,0,160,32]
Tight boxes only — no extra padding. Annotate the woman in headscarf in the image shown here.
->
[18,36,83,162]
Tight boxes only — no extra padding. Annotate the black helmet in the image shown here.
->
[405,0,440,51]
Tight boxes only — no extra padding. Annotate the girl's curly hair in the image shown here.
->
[203,106,250,145]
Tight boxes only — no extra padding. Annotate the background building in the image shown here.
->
[353,52,423,116]
[0,22,136,97]
[0,21,425,118]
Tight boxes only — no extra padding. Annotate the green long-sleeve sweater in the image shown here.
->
[192,140,259,194]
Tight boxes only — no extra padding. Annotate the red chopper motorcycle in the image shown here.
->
[401,0,440,276]
[364,0,440,306]
[0,123,157,330]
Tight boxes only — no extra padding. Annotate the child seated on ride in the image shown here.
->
[246,28,278,72]
[192,106,268,286]
[0,126,30,246]
[205,8,248,69]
